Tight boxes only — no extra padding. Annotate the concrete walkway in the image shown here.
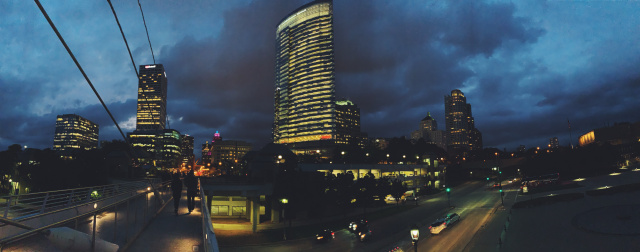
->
[124,189,203,252]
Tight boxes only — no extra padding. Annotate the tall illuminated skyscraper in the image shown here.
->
[445,89,482,156]
[273,0,336,151]
[136,64,167,131]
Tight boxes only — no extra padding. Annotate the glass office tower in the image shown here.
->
[273,0,336,147]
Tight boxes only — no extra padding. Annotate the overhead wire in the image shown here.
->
[106,0,164,135]
[34,0,131,147]
[138,0,156,64]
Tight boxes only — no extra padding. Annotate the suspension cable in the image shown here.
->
[34,0,130,145]
[138,0,156,64]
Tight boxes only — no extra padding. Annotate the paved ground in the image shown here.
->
[124,189,202,252]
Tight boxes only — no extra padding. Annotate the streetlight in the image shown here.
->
[281,198,288,240]
[410,224,419,252]
[92,203,97,252]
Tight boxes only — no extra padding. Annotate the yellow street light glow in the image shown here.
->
[573,178,585,182]
[147,187,151,191]
[609,172,621,176]
[93,203,97,209]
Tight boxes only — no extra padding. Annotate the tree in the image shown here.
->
[390,179,408,205]
[354,172,376,216]
[374,177,391,207]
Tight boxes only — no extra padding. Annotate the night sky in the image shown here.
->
[2,0,640,156]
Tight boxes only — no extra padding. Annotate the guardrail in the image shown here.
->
[0,179,171,250]
[1,180,152,221]
[200,178,219,252]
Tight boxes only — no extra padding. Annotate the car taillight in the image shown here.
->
[331,232,334,236]
[429,226,432,229]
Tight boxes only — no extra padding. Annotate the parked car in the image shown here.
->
[429,213,460,234]
[316,229,334,242]
[349,219,368,233]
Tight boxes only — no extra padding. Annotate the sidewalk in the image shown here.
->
[124,189,202,252]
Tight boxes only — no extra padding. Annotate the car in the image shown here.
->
[429,213,460,234]
[356,226,372,242]
[492,183,502,189]
[316,229,334,242]
[405,195,419,201]
[349,219,368,233]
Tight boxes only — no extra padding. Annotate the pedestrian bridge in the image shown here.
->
[0,179,218,252]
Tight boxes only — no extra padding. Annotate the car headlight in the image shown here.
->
[317,236,323,240]
[360,234,366,239]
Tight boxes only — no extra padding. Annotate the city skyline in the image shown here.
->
[2,0,640,153]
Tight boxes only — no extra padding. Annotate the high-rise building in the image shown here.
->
[211,140,252,171]
[549,137,559,149]
[181,134,195,165]
[444,89,482,156]
[411,112,446,150]
[157,129,182,168]
[53,114,99,152]
[136,64,167,131]
[201,141,212,165]
[273,0,336,150]
[335,99,363,146]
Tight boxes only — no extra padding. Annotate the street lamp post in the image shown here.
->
[92,203,97,252]
[281,198,288,240]
[446,187,451,207]
[410,224,419,252]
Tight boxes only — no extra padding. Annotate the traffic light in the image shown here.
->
[446,188,451,193]
[499,171,502,174]
[486,177,490,181]
[500,189,504,196]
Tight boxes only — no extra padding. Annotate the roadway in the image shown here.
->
[221,180,512,252]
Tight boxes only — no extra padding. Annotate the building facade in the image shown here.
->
[136,64,167,131]
[335,99,363,146]
[211,140,252,171]
[273,0,336,150]
[411,112,446,150]
[53,114,99,152]
[181,134,195,165]
[444,89,482,156]
[549,137,559,149]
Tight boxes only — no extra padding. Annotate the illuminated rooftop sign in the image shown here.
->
[145,65,156,69]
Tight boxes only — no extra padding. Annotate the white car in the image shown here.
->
[429,213,460,234]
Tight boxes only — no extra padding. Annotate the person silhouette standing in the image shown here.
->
[171,172,183,215]
[185,170,198,214]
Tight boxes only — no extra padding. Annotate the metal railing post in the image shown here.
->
[4,196,12,218]
[40,193,49,214]
[67,190,75,206]
[114,203,118,242]
[125,199,130,242]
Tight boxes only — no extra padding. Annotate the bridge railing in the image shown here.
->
[199,178,219,252]
[1,180,152,221]
[0,179,171,250]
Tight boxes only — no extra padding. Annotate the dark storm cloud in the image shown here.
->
[332,0,545,140]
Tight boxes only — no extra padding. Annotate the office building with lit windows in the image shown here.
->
[136,64,167,131]
[53,114,99,152]
[444,89,482,156]
[211,140,252,171]
[411,112,446,150]
[273,0,336,153]
[335,99,363,146]
[181,134,195,165]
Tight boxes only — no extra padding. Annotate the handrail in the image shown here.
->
[200,178,219,252]
[0,180,171,248]
[1,180,156,221]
